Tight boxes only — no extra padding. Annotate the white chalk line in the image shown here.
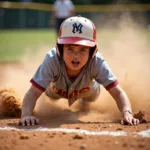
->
[0,127,150,138]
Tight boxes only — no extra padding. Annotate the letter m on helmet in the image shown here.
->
[72,23,83,34]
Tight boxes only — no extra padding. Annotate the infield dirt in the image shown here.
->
[0,19,150,149]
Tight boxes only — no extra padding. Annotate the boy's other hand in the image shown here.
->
[18,116,39,126]
[121,112,140,125]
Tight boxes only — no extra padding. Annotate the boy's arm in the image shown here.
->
[18,85,43,126]
[108,84,139,125]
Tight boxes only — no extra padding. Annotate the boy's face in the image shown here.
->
[63,44,90,72]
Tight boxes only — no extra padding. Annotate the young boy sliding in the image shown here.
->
[18,16,139,126]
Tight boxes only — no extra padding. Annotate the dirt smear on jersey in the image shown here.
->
[0,15,150,123]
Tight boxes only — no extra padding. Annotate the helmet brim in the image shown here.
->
[57,37,96,47]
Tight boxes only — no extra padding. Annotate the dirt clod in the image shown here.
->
[75,126,80,129]
[122,143,128,147]
[73,134,83,139]
[116,128,123,131]
[0,88,21,117]
[133,111,147,123]
[138,144,145,148]
[20,134,29,139]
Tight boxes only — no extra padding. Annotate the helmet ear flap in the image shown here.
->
[56,44,63,57]
[90,45,97,58]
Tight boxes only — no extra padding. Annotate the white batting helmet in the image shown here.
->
[56,16,97,58]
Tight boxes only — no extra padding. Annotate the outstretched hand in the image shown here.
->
[121,112,139,125]
[18,116,39,126]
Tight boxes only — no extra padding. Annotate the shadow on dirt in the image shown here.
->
[3,110,122,130]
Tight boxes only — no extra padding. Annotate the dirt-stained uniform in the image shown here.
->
[31,48,118,106]
[30,16,118,106]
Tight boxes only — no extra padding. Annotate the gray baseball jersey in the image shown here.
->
[31,48,118,106]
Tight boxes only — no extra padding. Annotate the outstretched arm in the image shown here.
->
[108,84,139,125]
[18,85,43,126]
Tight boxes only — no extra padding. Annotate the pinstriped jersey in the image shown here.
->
[31,48,118,106]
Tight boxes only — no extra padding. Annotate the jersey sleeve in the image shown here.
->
[30,50,59,92]
[91,53,118,90]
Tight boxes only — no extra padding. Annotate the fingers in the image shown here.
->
[132,118,140,125]
[31,118,35,126]
[35,118,40,125]
[19,117,26,126]
[26,118,30,126]
[18,116,39,126]
[31,117,39,126]
[121,117,140,126]
[132,118,137,125]
[123,117,133,125]
[136,118,140,124]
[128,117,133,125]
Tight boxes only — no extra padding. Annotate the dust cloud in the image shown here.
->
[0,15,149,123]
[92,14,150,120]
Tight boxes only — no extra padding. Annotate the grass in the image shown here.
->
[0,28,150,63]
[0,29,56,63]
[0,28,120,63]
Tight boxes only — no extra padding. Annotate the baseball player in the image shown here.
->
[50,0,75,35]
[18,16,139,126]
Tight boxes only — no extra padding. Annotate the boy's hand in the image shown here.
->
[18,116,39,126]
[121,111,140,125]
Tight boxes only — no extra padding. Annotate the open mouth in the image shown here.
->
[71,60,80,65]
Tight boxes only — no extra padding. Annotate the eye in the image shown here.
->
[80,49,88,52]
[66,47,73,52]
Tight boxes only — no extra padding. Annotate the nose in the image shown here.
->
[72,51,80,56]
